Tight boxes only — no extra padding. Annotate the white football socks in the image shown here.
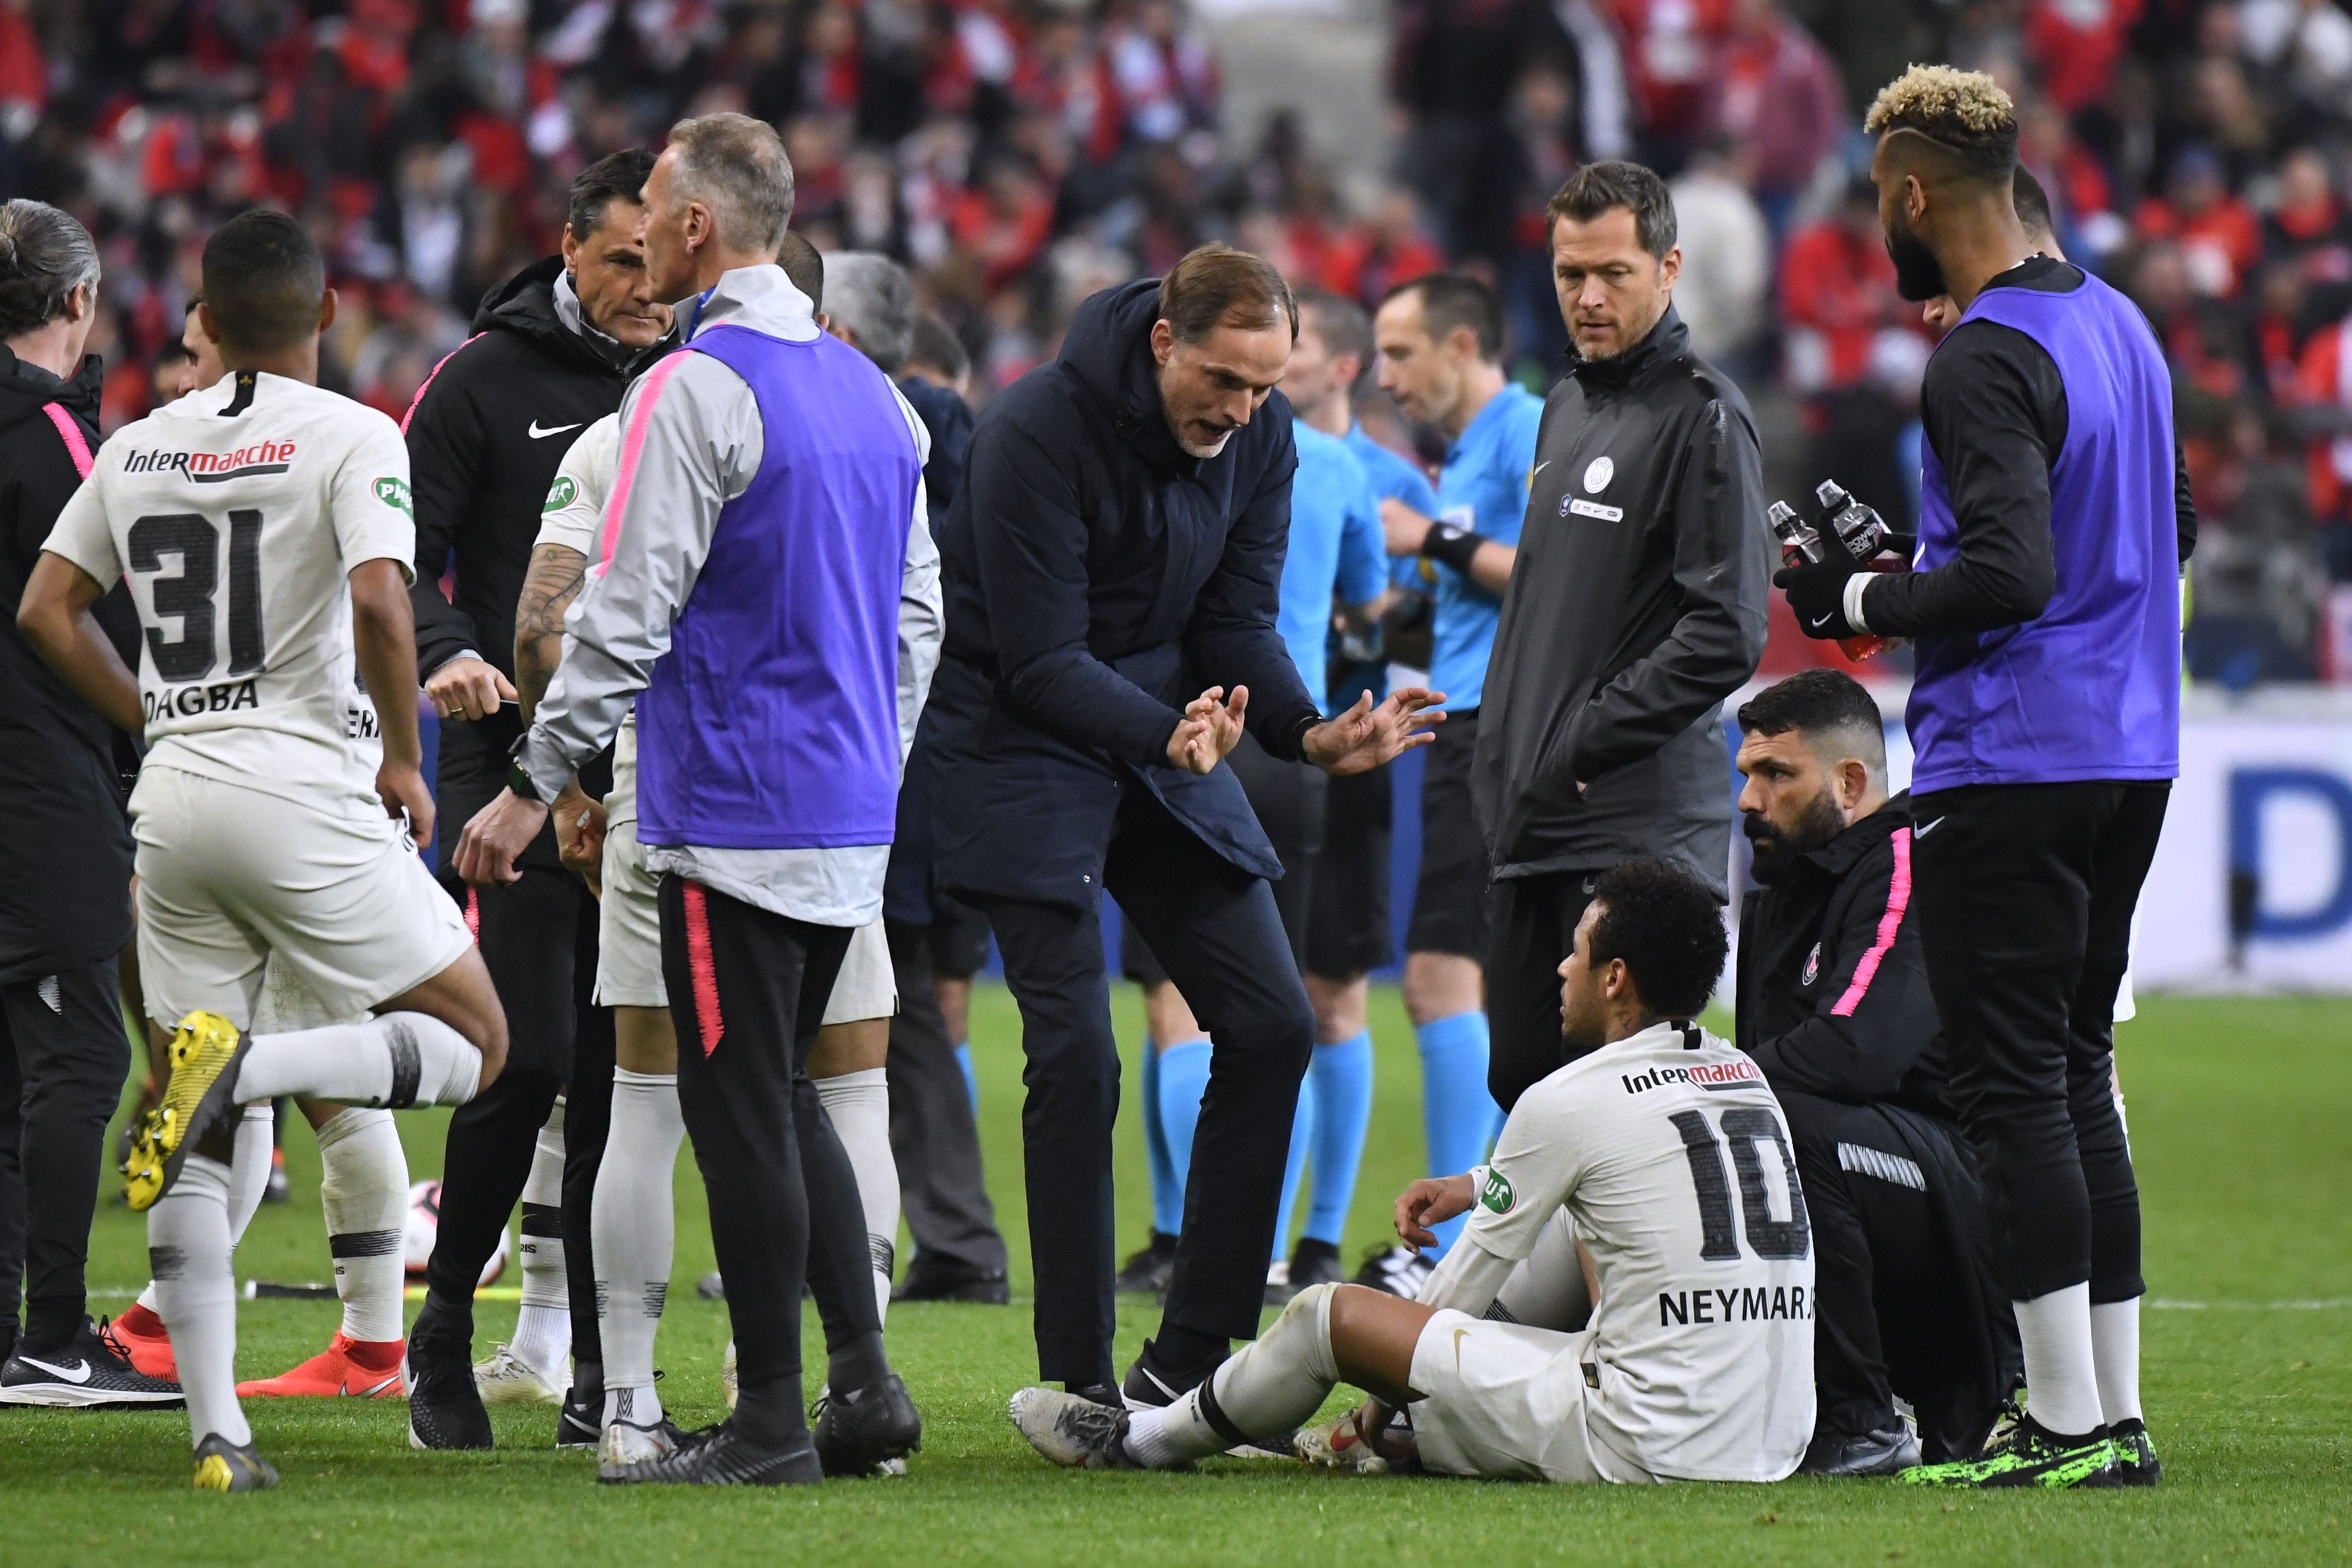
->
[2090,1297,2143,1427]
[2014,1281,2106,1437]
[511,1099,571,1376]
[1128,1282,1342,1468]
[814,1067,899,1322]
[233,1012,481,1108]
[315,1107,408,1344]
[595,1069,684,1429]
[148,1153,249,1450]
[133,1105,277,1320]
[227,1102,275,1248]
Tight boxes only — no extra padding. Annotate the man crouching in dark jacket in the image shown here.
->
[1734,671,2020,1475]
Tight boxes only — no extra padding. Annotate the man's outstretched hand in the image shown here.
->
[1165,685,1248,776]
[1303,687,1445,776]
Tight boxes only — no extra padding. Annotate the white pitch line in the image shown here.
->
[2149,1298,2352,1310]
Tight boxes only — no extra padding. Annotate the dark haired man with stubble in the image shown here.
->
[1732,669,2020,1477]
[927,243,1443,1410]
[400,148,674,1451]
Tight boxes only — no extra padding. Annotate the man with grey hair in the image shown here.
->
[823,252,916,372]
[455,112,939,1485]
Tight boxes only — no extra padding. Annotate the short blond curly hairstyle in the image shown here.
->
[1866,65,2019,183]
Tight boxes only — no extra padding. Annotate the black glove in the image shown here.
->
[1774,554,1865,640]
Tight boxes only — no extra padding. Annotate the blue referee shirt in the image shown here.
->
[1283,420,1389,715]
[1428,382,1544,713]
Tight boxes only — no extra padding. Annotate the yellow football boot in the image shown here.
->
[123,1011,251,1212]
[192,1432,279,1492]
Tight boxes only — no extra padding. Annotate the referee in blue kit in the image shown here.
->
[1777,66,2192,1490]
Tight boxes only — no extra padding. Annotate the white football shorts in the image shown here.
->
[131,765,471,1031]
[594,746,666,1008]
[1404,1310,1655,1485]
[596,744,896,1024]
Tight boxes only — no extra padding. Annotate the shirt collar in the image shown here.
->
[1445,381,1526,466]
[686,263,822,344]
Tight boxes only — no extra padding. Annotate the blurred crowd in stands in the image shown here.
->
[3,0,2349,682]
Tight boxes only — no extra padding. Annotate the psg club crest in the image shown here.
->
[1801,942,1821,986]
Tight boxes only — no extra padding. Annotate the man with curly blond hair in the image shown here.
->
[1774,63,2193,1490]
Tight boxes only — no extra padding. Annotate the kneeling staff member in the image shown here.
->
[1733,670,2020,1475]
[1008,859,1813,1484]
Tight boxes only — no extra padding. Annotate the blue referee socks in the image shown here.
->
[1416,1011,1500,1259]
[1303,1031,1374,1246]
[1154,1038,1214,1217]
[1142,1038,1182,1238]
[1270,1078,1316,1263]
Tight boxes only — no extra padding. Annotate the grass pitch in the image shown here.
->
[1,991,2346,1567]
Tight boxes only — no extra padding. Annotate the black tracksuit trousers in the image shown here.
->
[418,863,612,1374]
[1485,871,1600,1110]
[0,958,131,1353]
[660,877,882,1441]
[886,917,1008,1279]
[1780,1089,2016,1461]
[1909,780,2167,1305]
[987,785,1314,1389]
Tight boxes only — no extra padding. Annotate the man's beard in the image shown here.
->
[1744,789,1849,883]
[1884,214,1949,303]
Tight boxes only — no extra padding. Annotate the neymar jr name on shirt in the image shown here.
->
[120,438,298,482]
[1659,1284,1811,1327]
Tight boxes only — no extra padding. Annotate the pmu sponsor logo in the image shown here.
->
[144,679,259,722]
[1620,1059,1765,1096]
[122,439,297,483]
[1658,1284,1809,1326]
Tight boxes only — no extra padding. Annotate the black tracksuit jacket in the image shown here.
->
[0,348,139,983]
[406,257,642,830]
[1734,795,1949,1118]
[1471,307,1770,897]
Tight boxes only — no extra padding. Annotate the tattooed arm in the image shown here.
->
[513,542,588,722]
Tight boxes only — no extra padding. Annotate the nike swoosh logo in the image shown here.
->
[342,1374,402,1397]
[1913,817,1944,838]
[1452,1326,1470,1372]
[1531,461,1550,477]
[1807,612,1839,631]
[527,421,582,440]
[19,1355,92,1383]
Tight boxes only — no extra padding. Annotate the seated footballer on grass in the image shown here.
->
[1009,859,1816,1484]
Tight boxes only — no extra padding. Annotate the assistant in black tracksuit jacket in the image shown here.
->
[1471,306,1769,1108]
[0,344,139,1360]
[401,255,642,1364]
[1735,794,2020,1464]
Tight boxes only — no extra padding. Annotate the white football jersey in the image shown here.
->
[43,371,415,805]
[1457,1020,1816,1481]
[532,409,618,560]
[530,412,634,767]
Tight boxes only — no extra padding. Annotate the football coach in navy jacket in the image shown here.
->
[927,245,1439,1406]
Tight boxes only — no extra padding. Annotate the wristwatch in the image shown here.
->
[506,759,544,804]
